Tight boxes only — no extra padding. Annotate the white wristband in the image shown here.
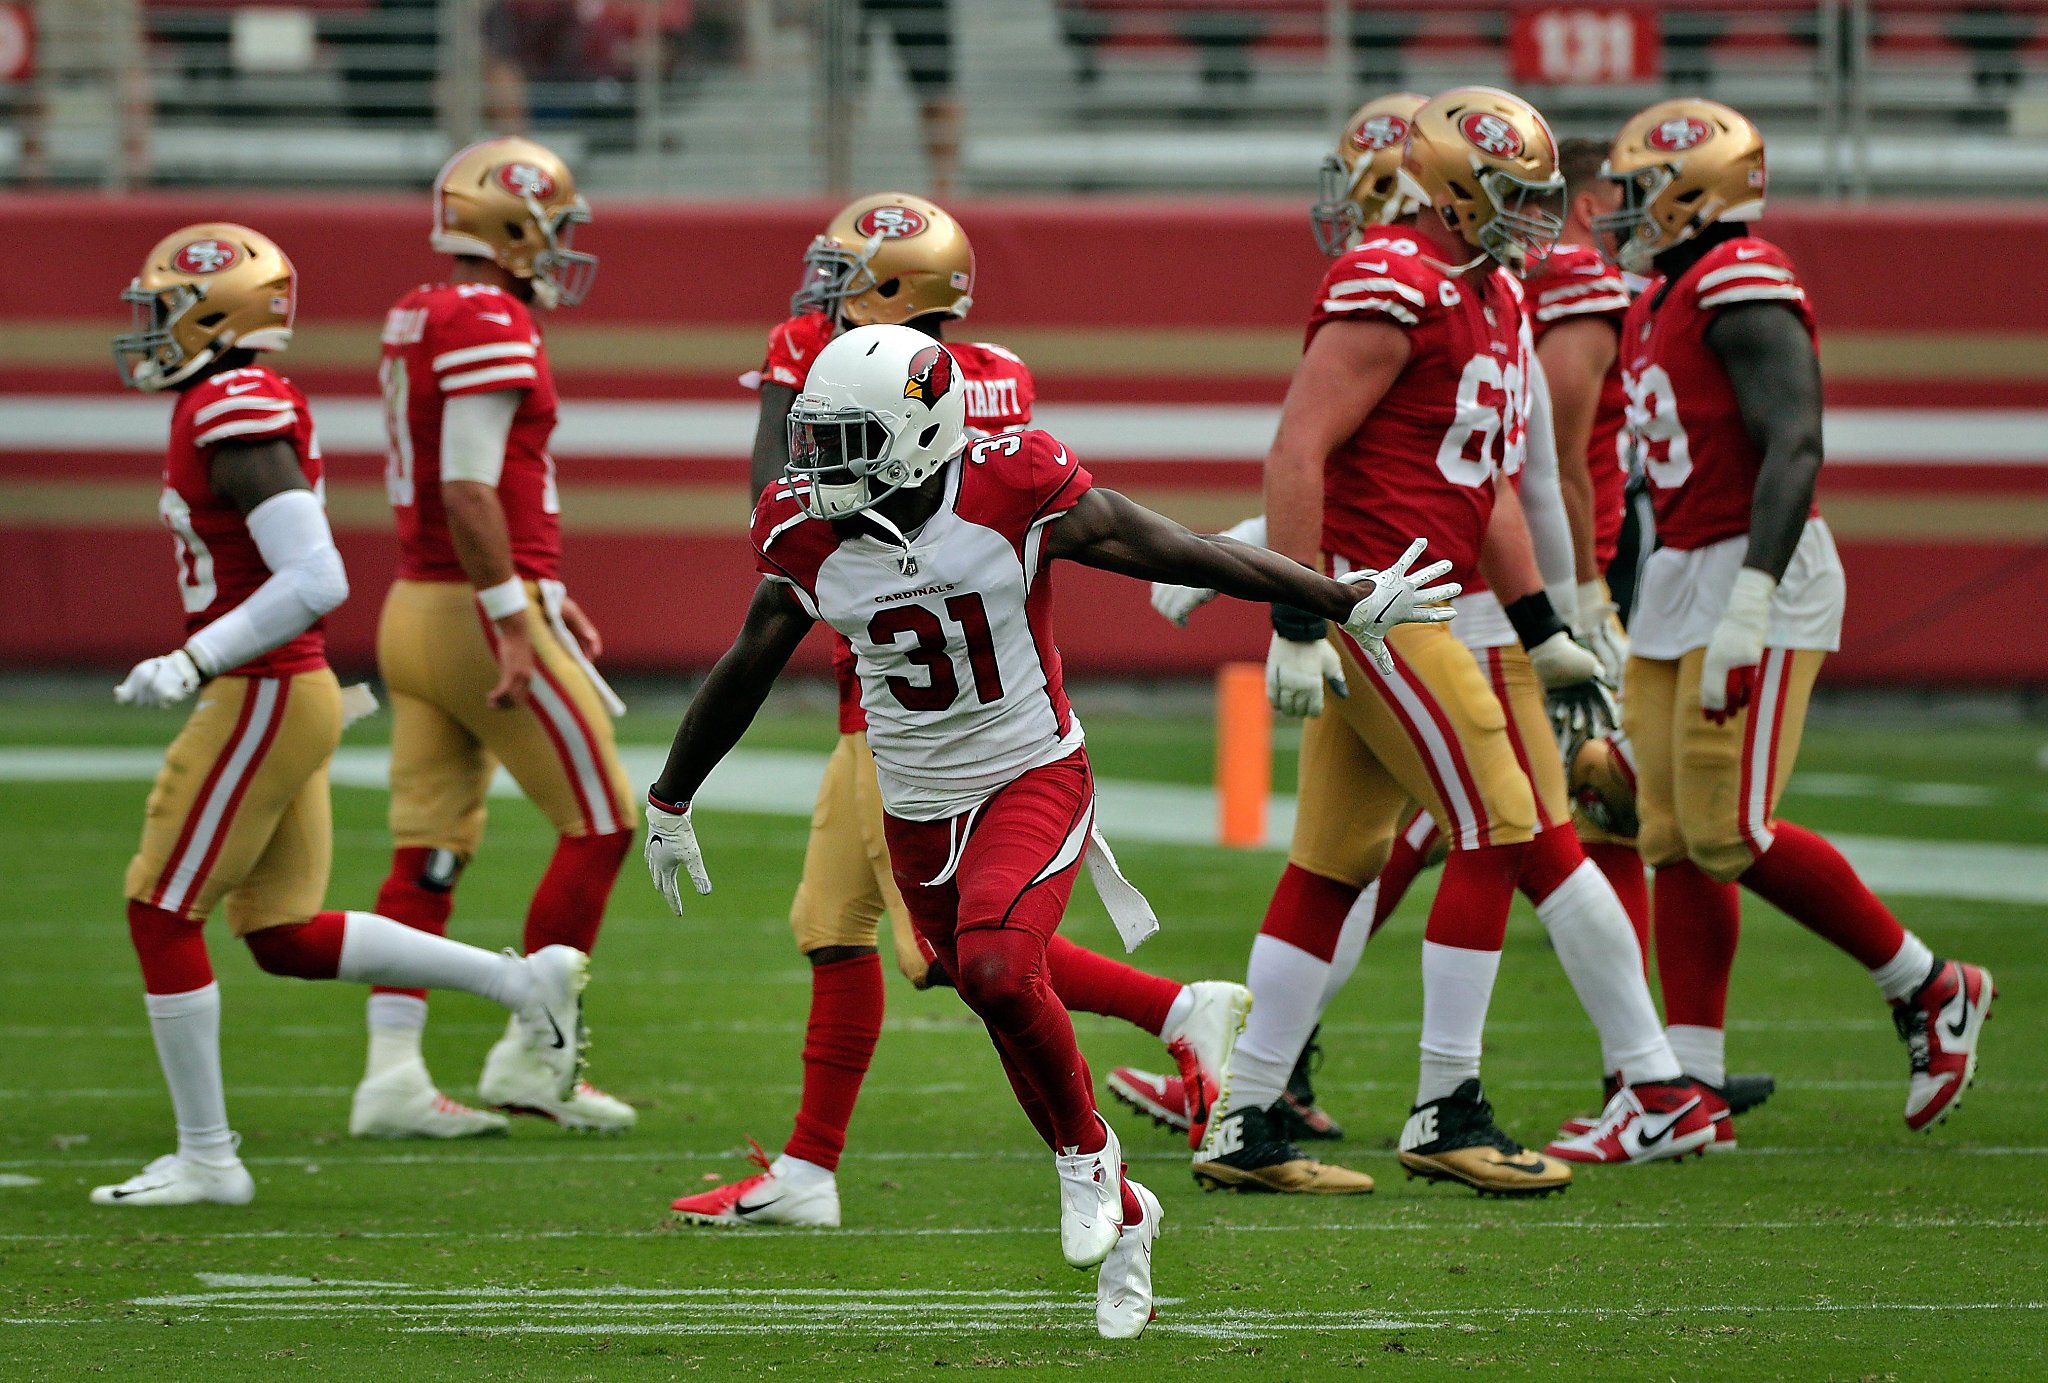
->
[476,577,529,621]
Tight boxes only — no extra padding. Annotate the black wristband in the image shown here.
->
[1503,592,1567,652]
[1271,604,1328,643]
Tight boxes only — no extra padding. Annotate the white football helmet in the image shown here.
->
[785,323,968,520]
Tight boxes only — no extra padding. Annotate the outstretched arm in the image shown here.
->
[749,382,799,501]
[649,579,816,808]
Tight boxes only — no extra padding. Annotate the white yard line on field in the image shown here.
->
[6,743,2046,905]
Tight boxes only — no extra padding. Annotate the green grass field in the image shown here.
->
[1,685,2043,1379]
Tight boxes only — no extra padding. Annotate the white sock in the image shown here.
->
[1535,860,1683,1086]
[1315,881,1378,1021]
[144,984,236,1164]
[364,992,427,1078]
[771,1153,835,1188]
[1158,985,1193,1039]
[1227,935,1331,1114]
[335,911,529,1010]
[1416,941,1501,1105]
[1666,1024,1726,1088]
[1870,933,1937,1003]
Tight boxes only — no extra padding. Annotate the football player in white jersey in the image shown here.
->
[643,324,1458,1337]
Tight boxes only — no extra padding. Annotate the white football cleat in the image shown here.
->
[1159,981,1252,1150]
[478,1013,637,1133]
[91,1150,255,1207]
[350,1059,509,1140]
[514,944,591,1094]
[671,1144,841,1228]
[1055,1115,1125,1269]
[1096,1177,1163,1339]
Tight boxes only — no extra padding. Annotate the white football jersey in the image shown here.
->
[753,429,1092,821]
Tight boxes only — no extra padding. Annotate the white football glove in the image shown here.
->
[1335,538,1461,675]
[1266,633,1346,718]
[1572,578,1630,687]
[1150,581,1218,628]
[1526,630,1604,691]
[644,798,712,917]
[1702,568,1777,724]
[114,649,203,708]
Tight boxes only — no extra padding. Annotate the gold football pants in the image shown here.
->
[792,733,934,987]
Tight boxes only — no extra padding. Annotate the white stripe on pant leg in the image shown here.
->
[1744,651,1786,853]
[1027,799,1094,889]
[158,679,282,914]
[528,674,620,835]
[1403,811,1439,852]
[1367,655,1479,850]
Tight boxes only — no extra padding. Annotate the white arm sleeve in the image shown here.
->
[182,488,350,677]
[1220,514,1268,550]
[1518,355,1578,615]
[440,390,520,487]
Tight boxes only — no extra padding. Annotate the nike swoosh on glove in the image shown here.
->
[1151,581,1218,628]
[1701,568,1777,725]
[114,649,203,708]
[1266,633,1346,718]
[1337,538,1461,675]
[645,798,713,917]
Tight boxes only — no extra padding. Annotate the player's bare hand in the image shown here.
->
[560,595,604,661]
[1336,539,1461,674]
[488,622,536,710]
[644,798,712,916]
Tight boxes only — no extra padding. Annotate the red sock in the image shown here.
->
[1045,936,1182,1037]
[126,900,213,994]
[1586,841,1650,965]
[243,911,348,979]
[1370,816,1439,937]
[782,953,886,1172]
[523,829,631,955]
[1120,1167,1142,1224]
[374,847,458,1002]
[1423,841,1526,951]
[1516,824,1585,903]
[1739,822,1906,970]
[1654,861,1741,1029]
[956,926,1098,1151]
[1259,864,1358,961]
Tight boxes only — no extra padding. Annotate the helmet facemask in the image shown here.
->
[1310,154,1366,259]
[1474,167,1565,274]
[113,281,210,392]
[1595,163,1677,274]
[786,403,903,520]
[791,234,881,320]
[527,195,597,309]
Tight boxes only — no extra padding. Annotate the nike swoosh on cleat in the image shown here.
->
[108,1183,166,1199]
[1944,995,1971,1039]
[1634,1106,1695,1148]
[1501,1156,1550,1174]
[733,1193,784,1218]
[543,1011,567,1050]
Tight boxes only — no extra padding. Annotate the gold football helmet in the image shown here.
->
[1398,87,1564,273]
[1311,92,1429,257]
[431,136,596,309]
[113,223,296,392]
[790,192,974,327]
[1598,98,1767,273]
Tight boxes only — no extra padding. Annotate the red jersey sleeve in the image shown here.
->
[758,312,834,391]
[425,289,541,398]
[183,366,302,451]
[956,430,1093,550]
[1686,238,1813,328]
[749,483,834,615]
[1529,244,1631,336]
[1310,240,1440,335]
[953,340,1037,430]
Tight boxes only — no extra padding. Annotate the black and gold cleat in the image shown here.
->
[1397,1079,1571,1198]
[1191,1103,1374,1195]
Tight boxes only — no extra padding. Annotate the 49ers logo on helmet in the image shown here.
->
[495,162,557,200]
[1352,113,1411,153]
[1458,111,1525,159]
[903,344,955,408]
[1646,116,1713,153]
[855,205,927,240]
[172,239,240,275]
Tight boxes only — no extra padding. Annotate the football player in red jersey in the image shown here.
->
[97,225,593,1206]
[643,323,1457,1336]
[359,137,637,1137]
[1602,99,1993,1133]
[672,193,1254,1230]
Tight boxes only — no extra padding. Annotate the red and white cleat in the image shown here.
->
[1107,1067,1190,1136]
[1543,1082,1715,1164]
[670,1140,841,1228]
[1159,982,1252,1150]
[1895,959,1996,1132]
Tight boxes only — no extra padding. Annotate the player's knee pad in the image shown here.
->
[1635,815,1687,871]
[1685,832,1758,885]
[415,847,465,892]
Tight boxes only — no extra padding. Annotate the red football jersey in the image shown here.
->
[1308,231,1524,586]
[380,282,562,582]
[754,314,1041,734]
[1526,242,1632,570]
[1621,236,1819,551]
[160,365,327,677]
[752,429,1089,819]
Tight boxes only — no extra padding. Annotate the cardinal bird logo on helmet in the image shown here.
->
[903,344,955,407]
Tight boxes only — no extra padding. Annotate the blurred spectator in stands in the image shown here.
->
[484,0,723,139]
[23,0,150,186]
[829,0,958,195]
